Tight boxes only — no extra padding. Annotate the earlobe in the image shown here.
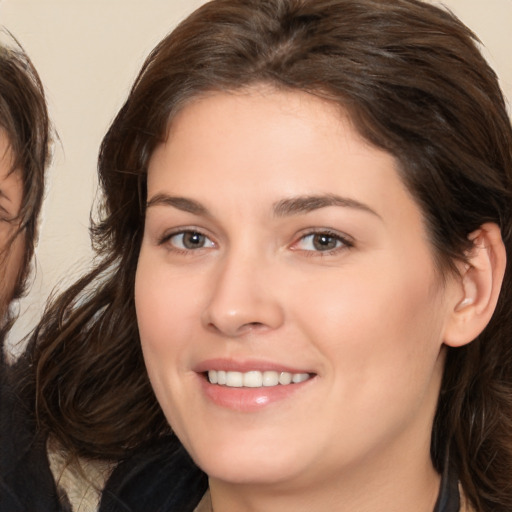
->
[444,223,507,348]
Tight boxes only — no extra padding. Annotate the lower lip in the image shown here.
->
[198,374,315,412]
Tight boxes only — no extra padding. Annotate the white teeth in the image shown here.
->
[207,370,311,388]
[262,371,279,387]
[225,371,243,387]
[243,371,263,388]
[292,373,310,383]
[278,372,292,385]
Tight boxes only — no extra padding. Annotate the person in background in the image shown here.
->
[0,30,58,511]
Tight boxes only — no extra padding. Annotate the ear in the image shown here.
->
[443,223,507,347]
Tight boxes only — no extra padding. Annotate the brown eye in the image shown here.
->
[312,233,339,251]
[295,231,350,252]
[167,230,215,250]
[182,232,206,249]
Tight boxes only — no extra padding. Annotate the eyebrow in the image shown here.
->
[273,194,380,218]
[146,192,380,219]
[146,194,210,216]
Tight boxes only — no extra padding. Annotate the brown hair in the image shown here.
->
[0,30,51,332]
[32,1,512,509]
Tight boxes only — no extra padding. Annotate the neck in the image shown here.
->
[208,445,441,512]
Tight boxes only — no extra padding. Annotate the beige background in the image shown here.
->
[1,0,511,352]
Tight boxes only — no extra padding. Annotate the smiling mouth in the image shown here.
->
[207,370,313,388]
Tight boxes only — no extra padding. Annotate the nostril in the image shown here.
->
[243,322,267,331]
[205,320,265,337]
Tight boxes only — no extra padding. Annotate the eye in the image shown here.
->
[294,231,352,252]
[164,230,215,251]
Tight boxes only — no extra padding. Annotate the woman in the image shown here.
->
[0,31,58,510]
[32,0,512,510]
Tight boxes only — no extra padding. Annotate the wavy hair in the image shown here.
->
[31,1,512,509]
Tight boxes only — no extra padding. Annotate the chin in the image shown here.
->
[185,435,305,486]
[199,456,300,486]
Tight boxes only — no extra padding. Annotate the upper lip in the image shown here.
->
[194,358,314,374]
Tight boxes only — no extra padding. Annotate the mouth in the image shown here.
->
[206,370,313,388]
[196,362,317,411]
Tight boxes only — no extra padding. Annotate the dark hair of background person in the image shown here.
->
[28,0,512,510]
[0,31,60,512]
[0,30,51,336]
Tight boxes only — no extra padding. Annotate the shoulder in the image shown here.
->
[0,357,62,511]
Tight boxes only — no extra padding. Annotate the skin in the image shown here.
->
[135,88,466,512]
[0,132,24,319]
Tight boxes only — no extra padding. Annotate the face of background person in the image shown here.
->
[135,87,469,497]
[0,131,24,319]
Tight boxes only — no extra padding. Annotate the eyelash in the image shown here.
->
[159,227,353,257]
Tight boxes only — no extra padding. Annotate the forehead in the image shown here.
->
[148,88,410,211]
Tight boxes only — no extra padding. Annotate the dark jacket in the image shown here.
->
[0,346,63,512]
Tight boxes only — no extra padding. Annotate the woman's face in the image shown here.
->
[0,133,24,317]
[136,89,461,490]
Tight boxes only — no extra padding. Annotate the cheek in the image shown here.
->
[135,254,212,438]
[284,262,447,458]
[288,256,446,392]
[135,252,202,375]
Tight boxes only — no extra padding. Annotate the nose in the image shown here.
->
[201,251,285,338]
